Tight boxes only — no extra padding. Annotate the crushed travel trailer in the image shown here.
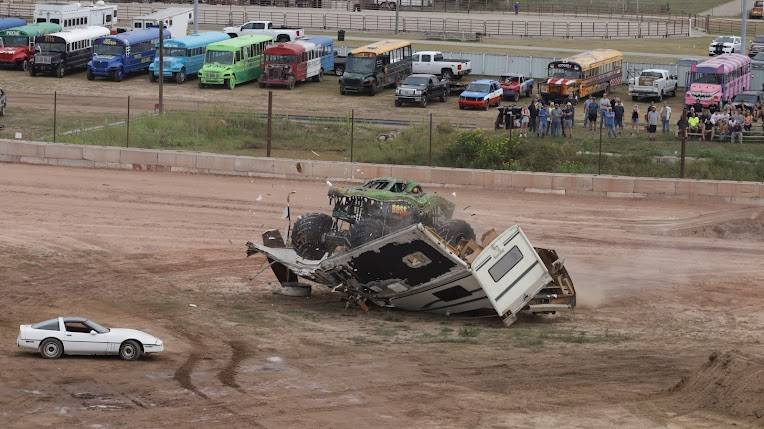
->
[247,222,576,327]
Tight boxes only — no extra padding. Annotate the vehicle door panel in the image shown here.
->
[63,322,108,354]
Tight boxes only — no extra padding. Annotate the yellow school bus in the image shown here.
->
[540,49,623,103]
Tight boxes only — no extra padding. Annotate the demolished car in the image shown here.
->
[246,179,576,326]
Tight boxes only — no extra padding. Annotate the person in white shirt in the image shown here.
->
[659,104,672,133]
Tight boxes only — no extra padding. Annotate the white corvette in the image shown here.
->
[17,317,164,361]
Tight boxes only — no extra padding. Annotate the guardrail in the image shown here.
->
[0,1,689,39]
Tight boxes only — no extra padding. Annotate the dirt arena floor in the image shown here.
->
[1,163,764,428]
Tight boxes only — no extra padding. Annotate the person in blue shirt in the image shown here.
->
[587,101,599,131]
[604,107,616,138]
[537,102,548,136]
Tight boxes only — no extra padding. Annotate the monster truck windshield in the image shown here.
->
[363,180,390,190]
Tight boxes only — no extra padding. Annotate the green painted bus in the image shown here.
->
[198,34,272,89]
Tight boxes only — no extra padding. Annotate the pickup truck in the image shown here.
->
[731,91,764,111]
[223,21,304,43]
[628,69,678,101]
[395,74,449,107]
[750,0,763,18]
[412,51,471,80]
[750,35,764,57]
[499,73,534,101]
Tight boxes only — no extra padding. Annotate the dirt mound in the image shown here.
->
[665,208,764,241]
[668,351,764,421]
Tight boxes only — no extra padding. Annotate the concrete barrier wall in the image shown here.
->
[1,139,763,205]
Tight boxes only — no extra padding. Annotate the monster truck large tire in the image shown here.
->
[436,219,476,246]
[291,213,333,260]
[348,218,385,248]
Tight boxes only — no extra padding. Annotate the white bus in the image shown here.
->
[34,1,118,30]
[29,26,110,77]
[132,7,194,39]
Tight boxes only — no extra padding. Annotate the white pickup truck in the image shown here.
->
[412,51,471,80]
[628,69,678,101]
[223,21,304,43]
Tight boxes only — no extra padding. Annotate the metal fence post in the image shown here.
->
[350,109,354,163]
[680,107,687,178]
[53,91,57,143]
[598,114,603,175]
[428,113,433,166]
[266,91,272,157]
[126,95,130,148]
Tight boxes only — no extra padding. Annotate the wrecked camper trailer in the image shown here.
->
[247,223,576,327]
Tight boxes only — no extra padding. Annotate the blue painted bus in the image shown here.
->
[149,31,229,84]
[87,28,171,81]
[0,17,26,32]
[299,35,334,74]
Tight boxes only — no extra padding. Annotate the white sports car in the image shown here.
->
[16,317,164,361]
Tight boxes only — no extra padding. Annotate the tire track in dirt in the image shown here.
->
[217,340,250,393]
[172,333,209,400]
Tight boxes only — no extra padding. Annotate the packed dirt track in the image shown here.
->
[1,163,763,428]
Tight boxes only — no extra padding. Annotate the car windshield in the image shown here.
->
[205,50,233,64]
[734,94,758,103]
[466,83,491,92]
[94,44,124,56]
[165,47,187,57]
[1,35,28,47]
[266,54,295,63]
[36,42,65,53]
[86,320,110,333]
[402,76,429,85]
[641,71,663,78]
[346,56,376,74]
[715,36,735,43]
[549,67,581,78]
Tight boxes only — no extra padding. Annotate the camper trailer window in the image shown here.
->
[488,246,524,282]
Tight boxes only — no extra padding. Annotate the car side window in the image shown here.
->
[32,319,60,331]
[391,182,406,193]
[421,54,430,62]
[64,321,92,333]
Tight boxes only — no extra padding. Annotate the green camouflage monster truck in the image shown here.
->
[291,177,476,260]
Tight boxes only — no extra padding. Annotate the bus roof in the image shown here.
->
[96,28,169,45]
[300,35,332,46]
[0,23,61,37]
[265,42,304,55]
[351,39,411,56]
[207,34,273,51]
[41,26,111,44]
[556,49,623,70]
[164,31,229,49]
[692,53,751,74]
[294,40,317,51]
[0,17,26,32]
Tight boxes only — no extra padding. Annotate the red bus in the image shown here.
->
[261,40,323,89]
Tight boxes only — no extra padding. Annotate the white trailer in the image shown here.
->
[33,1,118,30]
[131,7,194,39]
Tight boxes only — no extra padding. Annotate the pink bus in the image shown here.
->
[685,53,751,109]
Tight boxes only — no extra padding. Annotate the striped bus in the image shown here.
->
[541,49,623,103]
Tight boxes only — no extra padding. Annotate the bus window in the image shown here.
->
[37,18,46,23]
[135,22,142,28]
[235,51,241,62]
[51,18,59,24]
[106,15,112,23]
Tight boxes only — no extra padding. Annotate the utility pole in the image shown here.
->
[158,25,164,114]
[193,0,199,34]
[741,0,749,54]
[394,0,400,34]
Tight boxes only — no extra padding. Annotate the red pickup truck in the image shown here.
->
[500,73,534,101]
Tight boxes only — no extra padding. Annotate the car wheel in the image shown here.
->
[119,340,142,361]
[226,77,236,90]
[87,68,95,81]
[28,67,35,77]
[395,99,402,107]
[22,60,29,71]
[440,92,447,102]
[420,96,428,107]
[334,65,344,76]
[56,65,65,78]
[0,105,5,116]
[291,212,333,260]
[113,68,123,82]
[40,338,63,359]
[436,219,476,247]
[442,69,454,80]
[150,72,158,83]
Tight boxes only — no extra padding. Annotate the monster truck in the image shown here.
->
[291,177,475,260]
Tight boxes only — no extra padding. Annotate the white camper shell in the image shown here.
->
[247,224,576,326]
[33,1,118,30]
[132,7,194,39]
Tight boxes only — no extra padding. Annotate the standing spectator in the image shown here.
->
[630,104,640,136]
[646,106,658,141]
[702,115,714,141]
[659,103,672,133]
[604,107,616,138]
[755,101,764,122]
[546,103,553,134]
[598,93,611,121]
[677,111,688,139]
[537,103,548,136]
[587,100,599,131]
[513,1,520,14]
[520,105,530,137]
[730,116,743,144]
[550,103,563,137]
[562,102,574,138]
[528,100,538,134]
[613,100,625,134]
[582,96,593,128]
